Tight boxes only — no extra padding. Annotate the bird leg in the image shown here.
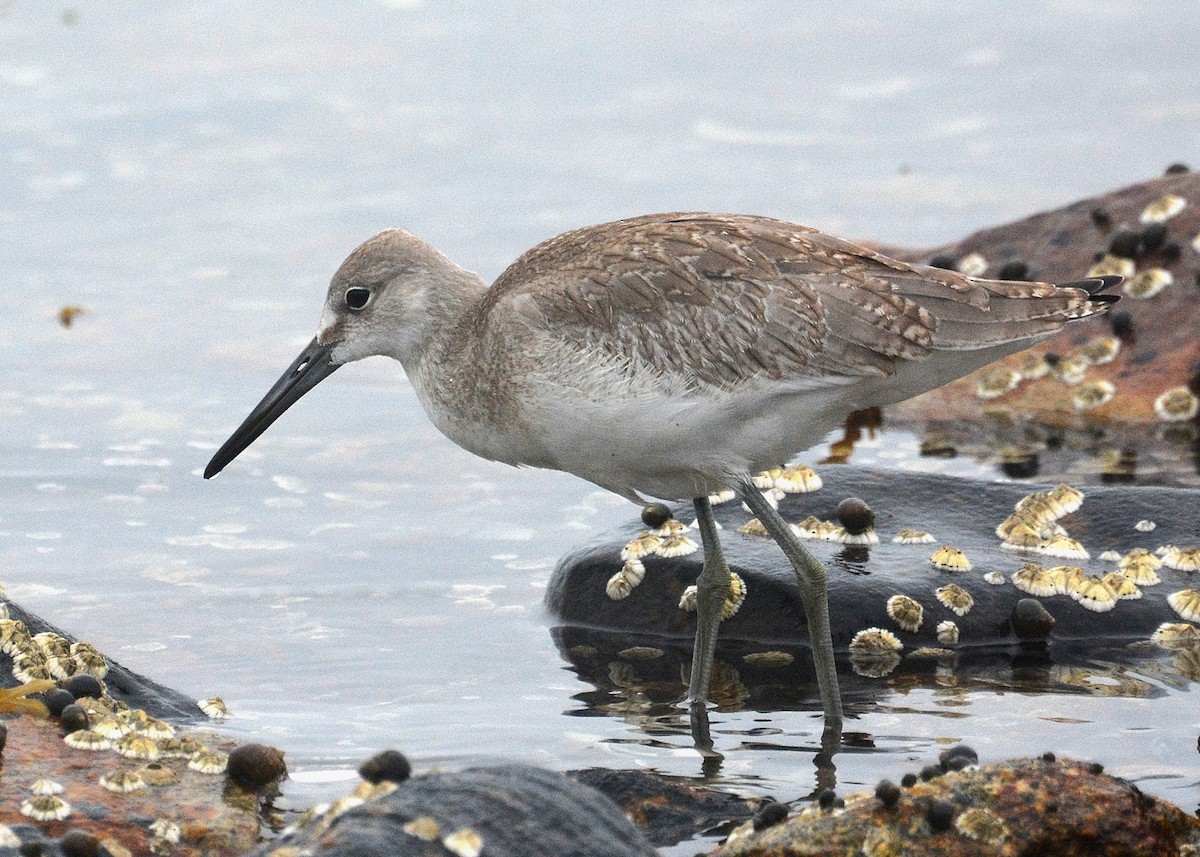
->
[737,479,844,729]
[687,494,729,756]
[687,495,730,708]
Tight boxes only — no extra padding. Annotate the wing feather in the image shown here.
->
[480,213,1108,394]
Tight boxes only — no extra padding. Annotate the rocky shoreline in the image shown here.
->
[5,171,1200,854]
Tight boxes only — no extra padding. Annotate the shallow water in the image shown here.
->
[2,1,1199,847]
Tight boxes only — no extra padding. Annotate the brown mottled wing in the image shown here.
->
[484,213,1090,393]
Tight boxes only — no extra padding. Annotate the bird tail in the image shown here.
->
[1056,274,1123,300]
[924,273,1120,349]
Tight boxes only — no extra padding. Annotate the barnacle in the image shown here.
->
[935,584,973,617]
[886,595,923,633]
[930,546,972,572]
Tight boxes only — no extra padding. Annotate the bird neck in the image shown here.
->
[390,262,490,376]
[406,267,532,461]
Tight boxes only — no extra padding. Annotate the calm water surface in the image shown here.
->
[2,1,1198,842]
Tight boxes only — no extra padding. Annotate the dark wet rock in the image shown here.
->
[925,798,955,831]
[715,757,1200,856]
[1108,227,1141,259]
[1140,222,1169,255]
[997,259,1029,280]
[571,767,755,847]
[752,801,789,831]
[249,764,657,857]
[547,466,1199,665]
[641,503,672,529]
[873,779,900,808]
[835,497,872,535]
[56,830,100,857]
[938,744,978,770]
[1108,308,1134,339]
[61,674,102,701]
[0,601,199,721]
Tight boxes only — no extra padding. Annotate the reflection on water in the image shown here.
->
[556,627,1199,725]
[554,623,1200,852]
[835,408,1200,488]
[558,624,1200,848]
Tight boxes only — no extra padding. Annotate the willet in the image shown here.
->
[204,212,1119,736]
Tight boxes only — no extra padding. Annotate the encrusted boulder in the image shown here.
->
[715,755,1200,856]
[246,764,658,857]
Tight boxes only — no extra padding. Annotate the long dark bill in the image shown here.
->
[204,337,339,479]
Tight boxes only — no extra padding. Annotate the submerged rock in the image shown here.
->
[569,768,756,847]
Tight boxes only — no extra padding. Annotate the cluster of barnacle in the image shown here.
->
[14,779,184,855]
[58,693,231,776]
[730,748,1166,855]
[847,482,1200,677]
[5,809,182,857]
[607,505,702,601]
[845,542,977,674]
[1087,193,1189,296]
[1,624,236,847]
[1091,191,1200,421]
[617,469,1199,681]
[608,466,824,619]
[994,486,1200,627]
[0,620,109,684]
[995,483,1088,558]
[724,745,994,851]
[972,332,1122,414]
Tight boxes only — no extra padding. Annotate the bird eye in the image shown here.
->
[345,287,371,310]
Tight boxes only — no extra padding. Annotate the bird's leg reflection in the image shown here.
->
[688,702,722,765]
[815,720,840,792]
[688,682,842,784]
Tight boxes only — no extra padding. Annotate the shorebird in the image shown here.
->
[204,213,1118,734]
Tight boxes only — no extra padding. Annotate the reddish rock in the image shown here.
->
[0,711,260,856]
[715,757,1200,856]
[888,172,1200,429]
